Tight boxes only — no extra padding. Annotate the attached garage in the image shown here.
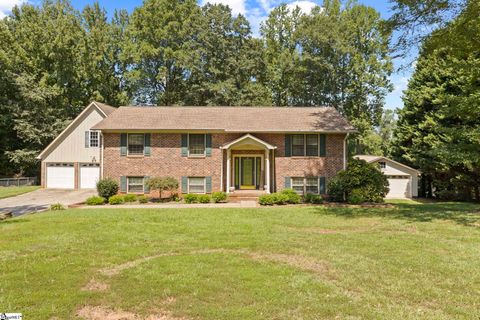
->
[79,164,100,189]
[46,163,75,189]
[354,155,420,199]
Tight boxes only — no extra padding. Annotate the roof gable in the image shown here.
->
[354,155,420,175]
[37,102,115,159]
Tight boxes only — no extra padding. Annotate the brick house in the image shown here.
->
[38,102,355,196]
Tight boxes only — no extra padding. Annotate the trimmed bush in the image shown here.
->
[123,194,137,203]
[137,195,149,203]
[50,203,65,211]
[198,194,211,203]
[272,193,289,205]
[347,188,366,204]
[184,194,198,204]
[304,193,323,204]
[97,178,119,200]
[211,191,227,203]
[328,158,389,203]
[108,194,125,205]
[280,189,301,204]
[85,196,105,206]
[259,194,275,205]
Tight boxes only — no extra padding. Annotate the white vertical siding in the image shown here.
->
[43,108,104,163]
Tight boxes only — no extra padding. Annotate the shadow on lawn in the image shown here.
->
[315,202,480,227]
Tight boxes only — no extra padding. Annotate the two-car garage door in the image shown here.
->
[46,163,99,189]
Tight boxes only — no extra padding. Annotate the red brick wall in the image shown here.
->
[102,132,346,193]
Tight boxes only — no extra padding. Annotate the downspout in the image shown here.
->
[220,148,223,192]
[343,133,349,170]
[100,131,104,179]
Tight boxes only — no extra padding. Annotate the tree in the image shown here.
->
[145,177,179,200]
[392,0,480,200]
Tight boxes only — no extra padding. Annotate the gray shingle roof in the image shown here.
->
[92,106,356,133]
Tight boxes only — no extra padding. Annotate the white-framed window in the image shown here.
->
[291,134,319,156]
[128,133,144,155]
[291,177,321,194]
[188,177,206,193]
[89,131,99,147]
[379,161,386,169]
[127,177,144,193]
[188,134,206,156]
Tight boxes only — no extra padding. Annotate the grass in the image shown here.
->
[1,202,480,319]
[0,185,40,199]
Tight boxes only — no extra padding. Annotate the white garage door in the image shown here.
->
[46,163,75,189]
[386,175,411,199]
[80,164,100,189]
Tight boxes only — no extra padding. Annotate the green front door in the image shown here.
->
[240,157,255,189]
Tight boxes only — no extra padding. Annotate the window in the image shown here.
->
[189,134,206,156]
[291,177,321,194]
[306,134,318,156]
[128,177,144,193]
[89,131,99,147]
[379,162,386,169]
[292,135,305,156]
[128,134,144,155]
[306,178,319,194]
[291,177,305,194]
[188,177,206,193]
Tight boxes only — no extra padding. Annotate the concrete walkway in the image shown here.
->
[0,189,96,216]
[80,200,259,209]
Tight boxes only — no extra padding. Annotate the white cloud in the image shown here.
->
[286,0,318,14]
[0,0,25,18]
[391,76,409,95]
[201,0,247,15]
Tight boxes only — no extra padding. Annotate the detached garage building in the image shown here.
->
[354,155,420,199]
[37,102,116,189]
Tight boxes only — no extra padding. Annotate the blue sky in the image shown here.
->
[0,0,413,110]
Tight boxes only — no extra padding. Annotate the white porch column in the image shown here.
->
[265,149,270,193]
[226,149,231,193]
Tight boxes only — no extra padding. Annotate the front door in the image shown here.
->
[241,157,255,189]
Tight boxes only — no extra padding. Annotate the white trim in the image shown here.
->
[37,102,109,159]
[127,176,145,194]
[220,133,276,150]
[226,149,231,193]
[187,177,206,194]
[343,133,348,170]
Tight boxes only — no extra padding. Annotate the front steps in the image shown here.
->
[228,190,266,203]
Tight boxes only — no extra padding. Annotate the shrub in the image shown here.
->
[137,195,149,203]
[328,159,389,203]
[347,189,366,204]
[85,196,105,206]
[211,191,227,203]
[259,194,275,205]
[97,178,119,199]
[108,194,125,205]
[272,193,289,205]
[198,194,211,203]
[280,189,301,204]
[123,194,137,203]
[304,193,323,204]
[145,177,179,199]
[50,203,65,211]
[184,194,198,204]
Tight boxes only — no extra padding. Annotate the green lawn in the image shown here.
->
[1,202,479,319]
[0,185,40,199]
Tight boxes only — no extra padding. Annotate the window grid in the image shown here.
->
[291,177,320,195]
[306,178,319,194]
[306,134,319,156]
[89,131,99,147]
[188,177,206,194]
[291,177,305,194]
[189,134,206,156]
[128,134,144,155]
[379,162,386,169]
[128,177,144,193]
[291,134,320,157]
[291,135,305,156]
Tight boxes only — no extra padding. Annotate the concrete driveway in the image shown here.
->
[0,189,96,216]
